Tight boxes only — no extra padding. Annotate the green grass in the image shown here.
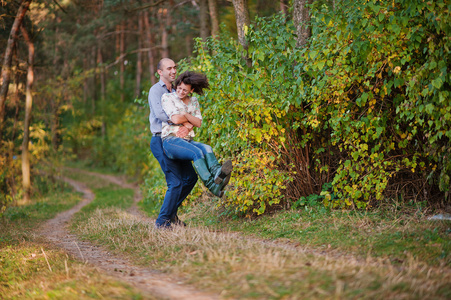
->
[182,201,451,267]
[0,190,80,246]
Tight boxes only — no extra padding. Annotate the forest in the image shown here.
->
[1,1,450,298]
[1,0,450,215]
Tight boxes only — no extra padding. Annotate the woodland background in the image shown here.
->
[1,0,450,216]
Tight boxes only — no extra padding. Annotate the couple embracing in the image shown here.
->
[148,58,232,229]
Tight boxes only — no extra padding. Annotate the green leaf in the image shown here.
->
[432,77,443,89]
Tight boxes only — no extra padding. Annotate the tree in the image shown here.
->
[199,0,209,41]
[144,10,156,85]
[135,12,144,97]
[208,0,219,38]
[293,0,312,47]
[0,0,32,142]
[232,0,250,50]
[20,25,34,205]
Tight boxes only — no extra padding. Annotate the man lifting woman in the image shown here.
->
[160,70,232,197]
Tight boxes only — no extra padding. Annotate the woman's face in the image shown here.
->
[176,82,193,100]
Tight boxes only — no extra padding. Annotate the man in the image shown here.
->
[148,58,198,228]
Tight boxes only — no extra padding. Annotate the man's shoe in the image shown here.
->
[170,215,186,227]
[154,223,172,230]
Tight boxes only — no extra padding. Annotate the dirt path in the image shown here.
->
[38,171,218,300]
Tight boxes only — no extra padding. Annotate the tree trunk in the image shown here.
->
[91,46,97,114]
[120,22,125,102]
[20,25,34,205]
[98,46,107,139]
[135,12,143,97]
[50,16,61,152]
[83,57,88,103]
[185,34,192,58]
[8,48,21,200]
[159,6,169,58]
[293,0,312,47]
[280,0,288,15]
[199,0,209,41]
[232,0,250,51]
[0,0,32,142]
[144,10,156,85]
[208,0,219,39]
[11,48,21,143]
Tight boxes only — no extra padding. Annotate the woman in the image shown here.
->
[161,71,232,197]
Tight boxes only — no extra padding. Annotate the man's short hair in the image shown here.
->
[157,58,173,71]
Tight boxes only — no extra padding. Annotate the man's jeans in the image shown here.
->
[162,136,213,161]
[150,136,197,227]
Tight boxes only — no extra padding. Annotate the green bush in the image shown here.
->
[184,0,450,213]
[300,0,450,208]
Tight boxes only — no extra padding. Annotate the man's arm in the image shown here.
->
[148,86,169,122]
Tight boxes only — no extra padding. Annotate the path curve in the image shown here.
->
[38,171,218,300]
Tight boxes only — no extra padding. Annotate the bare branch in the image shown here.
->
[104,47,161,69]
[52,0,68,14]
[125,0,165,13]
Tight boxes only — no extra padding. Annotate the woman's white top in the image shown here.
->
[161,92,202,139]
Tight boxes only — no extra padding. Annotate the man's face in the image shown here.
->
[158,60,177,83]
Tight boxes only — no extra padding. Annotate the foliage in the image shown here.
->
[187,15,303,215]
[301,0,450,208]
[0,151,17,216]
[185,0,450,214]
[0,122,53,215]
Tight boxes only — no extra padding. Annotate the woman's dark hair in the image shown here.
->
[174,71,209,95]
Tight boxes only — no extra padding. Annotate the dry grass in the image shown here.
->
[0,243,149,299]
[76,207,451,299]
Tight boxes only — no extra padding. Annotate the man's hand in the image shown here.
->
[176,126,190,138]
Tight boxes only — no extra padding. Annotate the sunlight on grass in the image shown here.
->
[0,190,147,300]
[0,244,146,299]
[182,200,451,267]
[0,191,80,245]
[75,207,451,299]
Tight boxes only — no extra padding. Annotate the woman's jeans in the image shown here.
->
[162,136,213,161]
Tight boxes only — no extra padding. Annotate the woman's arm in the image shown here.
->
[170,112,201,128]
[182,112,202,128]
[170,114,189,124]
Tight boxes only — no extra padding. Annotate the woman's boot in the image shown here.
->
[205,153,233,185]
[193,158,224,197]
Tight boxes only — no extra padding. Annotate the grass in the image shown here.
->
[61,170,135,225]
[182,200,451,268]
[11,165,449,299]
[64,169,450,299]
[1,244,143,299]
[0,181,147,299]
[76,207,451,299]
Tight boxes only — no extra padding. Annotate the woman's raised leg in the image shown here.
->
[163,137,226,197]
[189,141,233,188]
